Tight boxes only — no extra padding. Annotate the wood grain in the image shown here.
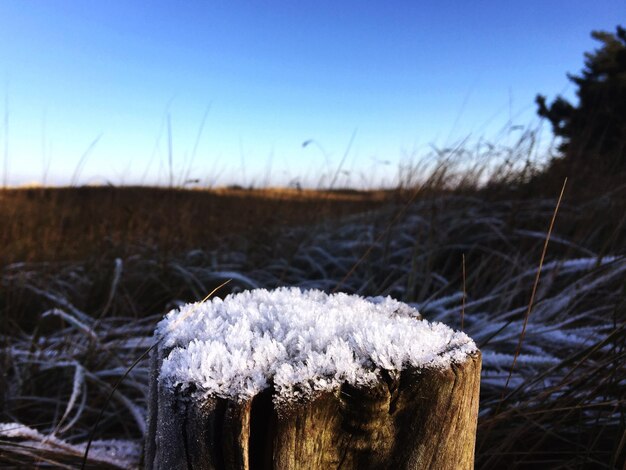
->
[145,347,481,470]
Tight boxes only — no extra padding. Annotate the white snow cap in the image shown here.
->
[157,287,477,405]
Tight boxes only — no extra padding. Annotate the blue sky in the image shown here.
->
[0,1,622,187]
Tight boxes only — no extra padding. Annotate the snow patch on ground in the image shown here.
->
[157,287,477,405]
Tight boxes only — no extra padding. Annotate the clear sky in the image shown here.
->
[0,1,623,187]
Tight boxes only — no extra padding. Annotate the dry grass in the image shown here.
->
[1,137,625,468]
[0,186,392,265]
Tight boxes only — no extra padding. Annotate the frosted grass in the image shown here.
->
[0,422,140,469]
[2,193,624,467]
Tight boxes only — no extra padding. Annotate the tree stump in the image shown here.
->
[145,288,481,470]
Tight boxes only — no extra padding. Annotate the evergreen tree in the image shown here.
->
[536,26,626,172]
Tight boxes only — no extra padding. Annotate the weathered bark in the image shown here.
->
[145,348,481,470]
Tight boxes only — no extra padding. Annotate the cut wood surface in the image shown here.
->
[144,289,481,469]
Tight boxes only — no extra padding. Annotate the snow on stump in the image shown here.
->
[145,288,481,470]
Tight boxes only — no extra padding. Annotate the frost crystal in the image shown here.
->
[157,287,477,404]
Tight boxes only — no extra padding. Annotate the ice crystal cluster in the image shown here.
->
[157,287,477,404]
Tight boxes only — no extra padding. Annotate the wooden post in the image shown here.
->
[144,290,481,470]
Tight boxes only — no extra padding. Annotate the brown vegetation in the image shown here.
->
[1,135,625,468]
[0,186,391,265]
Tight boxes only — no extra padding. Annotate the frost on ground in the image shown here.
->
[157,287,477,405]
[0,422,140,470]
[2,194,624,468]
